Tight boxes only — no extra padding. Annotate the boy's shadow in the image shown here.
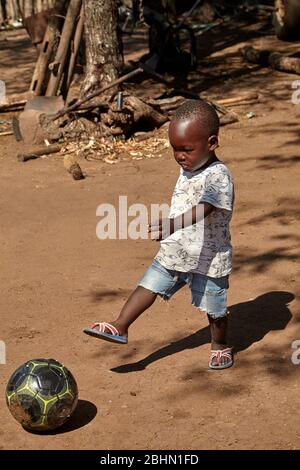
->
[111,291,294,373]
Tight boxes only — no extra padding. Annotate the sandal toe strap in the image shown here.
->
[92,322,120,336]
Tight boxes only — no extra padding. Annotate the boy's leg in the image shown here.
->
[85,259,184,341]
[207,314,231,367]
[190,273,232,368]
[110,286,157,336]
[83,286,157,341]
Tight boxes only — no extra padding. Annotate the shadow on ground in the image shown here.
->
[110,291,294,373]
[25,400,97,435]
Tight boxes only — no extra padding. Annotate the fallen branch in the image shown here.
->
[219,112,239,126]
[0,92,35,112]
[147,95,236,116]
[147,94,239,125]
[225,98,259,107]
[17,144,62,162]
[218,92,259,105]
[0,131,13,136]
[147,96,185,112]
[241,46,300,75]
[0,100,27,112]
[100,94,168,136]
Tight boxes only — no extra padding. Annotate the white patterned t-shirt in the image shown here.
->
[154,161,234,277]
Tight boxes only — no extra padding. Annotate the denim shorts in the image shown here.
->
[137,259,229,319]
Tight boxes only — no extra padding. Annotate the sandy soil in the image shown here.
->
[0,14,299,450]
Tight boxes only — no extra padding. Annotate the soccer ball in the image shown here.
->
[6,358,78,432]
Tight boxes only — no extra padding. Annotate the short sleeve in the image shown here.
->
[198,165,234,211]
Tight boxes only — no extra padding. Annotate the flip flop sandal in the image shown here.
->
[83,322,128,344]
[209,347,234,370]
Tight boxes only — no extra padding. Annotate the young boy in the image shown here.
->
[84,99,234,370]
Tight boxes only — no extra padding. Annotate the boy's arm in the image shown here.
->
[148,202,215,241]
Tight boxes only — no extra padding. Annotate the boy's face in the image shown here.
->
[169,118,218,172]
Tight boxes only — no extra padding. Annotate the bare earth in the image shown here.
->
[0,18,299,450]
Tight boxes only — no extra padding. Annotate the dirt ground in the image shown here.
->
[0,13,299,450]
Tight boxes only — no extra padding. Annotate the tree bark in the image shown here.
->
[81,0,123,98]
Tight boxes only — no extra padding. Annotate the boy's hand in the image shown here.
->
[148,218,174,241]
[147,204,214,241]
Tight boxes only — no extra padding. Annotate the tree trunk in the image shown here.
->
[81,0,123,98]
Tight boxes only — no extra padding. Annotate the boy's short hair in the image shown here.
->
[173,99,220,137]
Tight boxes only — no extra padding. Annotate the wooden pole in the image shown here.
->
[0,100,27,112]
[29,0,67,95]
[46,0,82,97]
[65,4,84,92]
[17,143,61,161]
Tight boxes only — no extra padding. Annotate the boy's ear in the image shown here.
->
[208,135,219,151]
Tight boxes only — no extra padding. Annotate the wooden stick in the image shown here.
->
[0,131,13,136]
[0,100,27,112]
[12,116,23,141]
[218,92,259,105]
[17,144,61,162]
[29,1,67,95]
[225,98,259,107]
[46,0,82,97]
[66,4,84,92]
